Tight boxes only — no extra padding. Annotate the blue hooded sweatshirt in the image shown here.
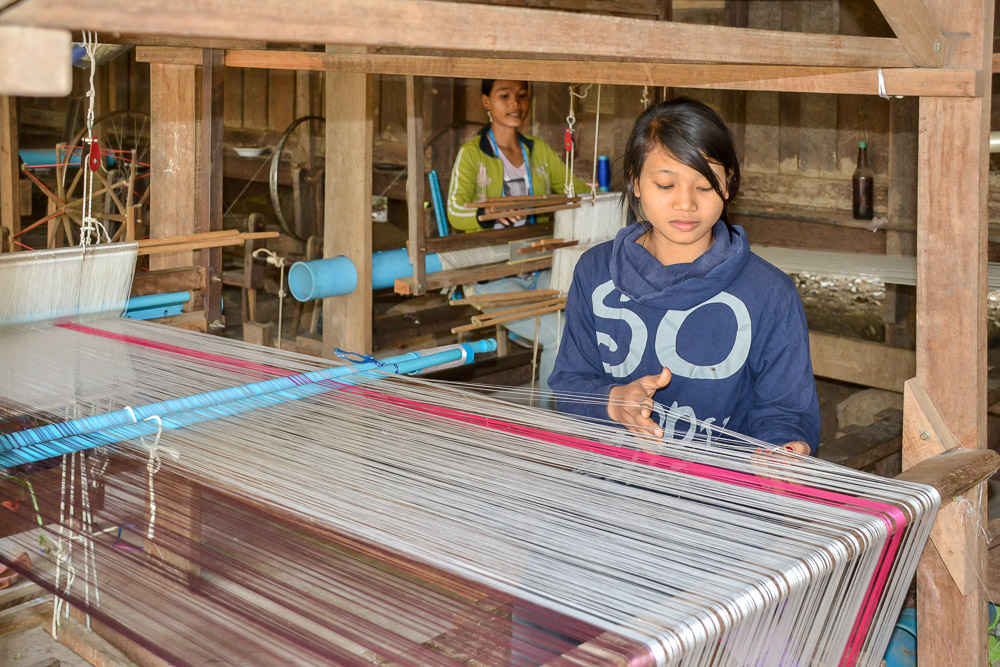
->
[549,221,820,452]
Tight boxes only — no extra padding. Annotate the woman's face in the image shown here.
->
[483,80,530,130]
[633,145,727,264]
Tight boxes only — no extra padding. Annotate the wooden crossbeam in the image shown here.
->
[871,0,946,67]
[219,50,980,98]
[2,0,917,68]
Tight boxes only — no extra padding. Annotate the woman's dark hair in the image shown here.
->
[481,79,529,96]
[621,97,740,224]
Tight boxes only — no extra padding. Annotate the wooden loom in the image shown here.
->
[0,243,995,667]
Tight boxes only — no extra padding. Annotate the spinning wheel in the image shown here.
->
[269,115,325,242]
[18,110,150,248]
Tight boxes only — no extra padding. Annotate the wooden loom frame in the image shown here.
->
[0,0,994,662]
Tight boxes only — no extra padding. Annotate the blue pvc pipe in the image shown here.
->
[0,340,496,460]
[883,607,916,667]
[18,148,116,169]
[287,256,358,301]
[126,292,190,312]
[288,249,444,302]
[428,170,449,237]
[0,340,495,467]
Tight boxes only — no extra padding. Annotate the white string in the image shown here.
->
[1,249,941,665]
[590,84,601,198]
[877,67,890,100]
[79,31,105,248]
[640,85,651,109]
[252,248,288,348]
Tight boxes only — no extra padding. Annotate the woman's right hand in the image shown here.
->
[607,367,672,439]
[486,206,524,227]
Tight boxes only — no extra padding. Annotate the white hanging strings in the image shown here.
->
[563,83,592,198]
[79,31,110,247]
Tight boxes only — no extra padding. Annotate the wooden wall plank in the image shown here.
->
[241,68,268,130]
[267,68,295,132]
[149,61,198,269]
[0,0,917,68]
[776,1,801,175]
[223,66,243,127]
[0,96,18,251]
[743,0,780,174]
[323,48,374,356]
[798,1,840,178]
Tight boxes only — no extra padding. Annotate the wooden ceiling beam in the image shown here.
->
[1,0,918,68]
[871,0,947,67]
[212,50,983,98]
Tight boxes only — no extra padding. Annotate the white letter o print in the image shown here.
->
[654,292,751,380]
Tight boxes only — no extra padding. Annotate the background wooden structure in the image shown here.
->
[0,0,995,663]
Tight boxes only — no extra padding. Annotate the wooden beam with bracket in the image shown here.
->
[871,0,947,67]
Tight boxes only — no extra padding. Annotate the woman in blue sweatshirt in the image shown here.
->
[549,98,820,454]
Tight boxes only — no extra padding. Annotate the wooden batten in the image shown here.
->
[1,0,915,67]
[0,25,72,96]
[130,265,206,296]
[197,48,225,332]
[223,50,981,98]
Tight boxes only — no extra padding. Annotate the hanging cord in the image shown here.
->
[78,31,110,247]
[589,84,601,199]
[137,415,179,542]
[640,85,651,109]
[563,84,592,197]
[253,248,289,348]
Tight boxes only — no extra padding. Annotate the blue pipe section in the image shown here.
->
[0,340,495,459]
[288,248,444,302]
[428,170,449,238]
[883,607,916,667]
[18,149,116,169]
[125,292,190,320]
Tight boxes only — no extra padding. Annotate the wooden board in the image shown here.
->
[0,0,918,68]
[809,332,914,392]
[149,61,197,270]
[223,50,981,98]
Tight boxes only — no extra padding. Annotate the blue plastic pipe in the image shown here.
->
[0,339,495,459]
[124,291,190,320]
[428,170,449,237]
[288,248,444,302]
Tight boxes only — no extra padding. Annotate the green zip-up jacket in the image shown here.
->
[446,127,588,232]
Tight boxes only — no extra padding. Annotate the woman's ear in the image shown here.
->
[631,178,641,200]
[482,94,490,112]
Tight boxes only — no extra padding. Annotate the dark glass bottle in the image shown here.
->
[852,141,874,220]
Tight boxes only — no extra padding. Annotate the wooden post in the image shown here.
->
[198,49,225,333]
[0,96,19,252]
[910,0,993,663]
[149,56,198,270]
[406,75,426,295]
[323,48,374,357]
